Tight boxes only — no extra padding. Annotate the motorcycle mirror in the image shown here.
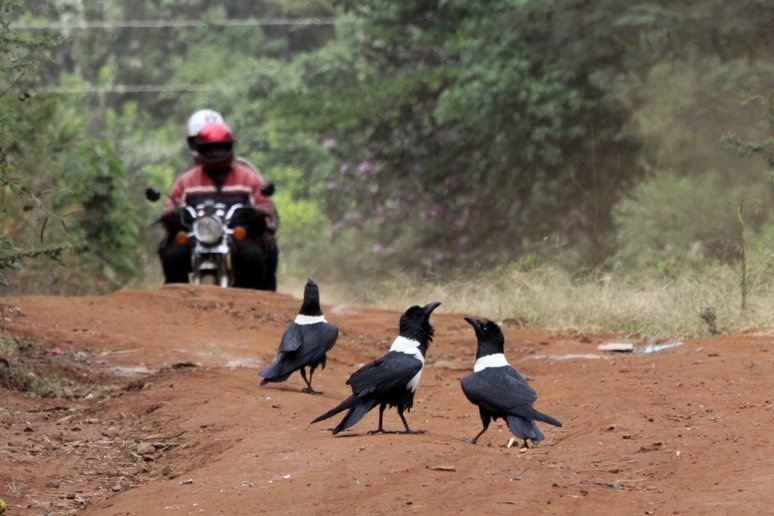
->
[145,187,161,202]
[260,182,275,197]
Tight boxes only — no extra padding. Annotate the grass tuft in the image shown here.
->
[304,257,774,342]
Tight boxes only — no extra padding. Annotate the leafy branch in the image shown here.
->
[722,92,774,176]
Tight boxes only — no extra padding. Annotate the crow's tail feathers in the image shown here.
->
[504,407,562,442]
[310,396,357,424]
[311,395,376,435]
[258,362,276,382]
[505,415,545,442]
[258,361,293,385]
[531,408,562,428]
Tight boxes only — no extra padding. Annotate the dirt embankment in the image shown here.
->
[1,285,773,515]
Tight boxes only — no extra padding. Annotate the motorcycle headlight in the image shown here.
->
[194,215,224,245]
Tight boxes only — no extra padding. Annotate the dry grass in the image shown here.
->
[0,334,110,398]
[308,258,774,342]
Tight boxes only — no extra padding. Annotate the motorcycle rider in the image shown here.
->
[158,121,279,290]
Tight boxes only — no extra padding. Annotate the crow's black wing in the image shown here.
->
[346,351,423,397]
[278,323,303,353]
[462,367,561,427]
[258,323,302,381]
[260,323,338,381]
[462,367,536,407]
[314,322,339,353]
[289,323,339,368]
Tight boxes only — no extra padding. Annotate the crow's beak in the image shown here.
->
[423,301,442,317]
[463,316,482,332]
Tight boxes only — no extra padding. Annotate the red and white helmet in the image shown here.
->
[195,122,235,173]
[186,109,224,151]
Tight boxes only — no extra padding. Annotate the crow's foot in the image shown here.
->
[367,428,390,435]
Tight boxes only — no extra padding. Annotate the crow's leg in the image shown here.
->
[463,423,490,444]
[462,410,491,444]
[367,404,389,434]
[396,406,425,434]
[300,366,322,395]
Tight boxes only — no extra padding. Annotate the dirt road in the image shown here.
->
[1,285,773,515]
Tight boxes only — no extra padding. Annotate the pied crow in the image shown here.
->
[311,301,441,434]
[461,316,561,447]
[259,278,339,394]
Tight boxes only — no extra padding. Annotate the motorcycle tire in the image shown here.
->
[197,274,218,286]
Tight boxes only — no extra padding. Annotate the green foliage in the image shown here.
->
[0,245,68,286]
[10,0,774,292]
[0,66,154,293]
[627,57,774,178]
[61,140,144,286]
[269,0,774,275]
[0,0,56,76]
[722,89,774,177]
[267,0,644,271]
[612,171,770,269]
[0,1,68,288]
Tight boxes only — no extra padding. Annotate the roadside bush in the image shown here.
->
[612,171,771,269]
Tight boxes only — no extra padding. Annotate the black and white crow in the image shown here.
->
[258,278,339,394]
[311,301,441,435]
[461,316,562,446]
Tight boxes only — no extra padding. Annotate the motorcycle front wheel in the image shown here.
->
[194,273,218,286]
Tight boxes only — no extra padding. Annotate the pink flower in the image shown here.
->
[52,347,62,355]
[323,138,336,148]
[358,161,372,173]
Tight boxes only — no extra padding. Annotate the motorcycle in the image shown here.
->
[146,182,275,288]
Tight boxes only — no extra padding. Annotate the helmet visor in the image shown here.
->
[197,141,233,164]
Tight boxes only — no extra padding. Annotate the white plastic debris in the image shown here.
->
[635,341,683,354]
[598,343,634,352]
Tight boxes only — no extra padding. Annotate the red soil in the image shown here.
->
[1,285,772,515]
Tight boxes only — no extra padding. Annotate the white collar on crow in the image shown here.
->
[473,353,509,372]
[390,336,425,364]
[294,314,327,325]
[390,336,424,392]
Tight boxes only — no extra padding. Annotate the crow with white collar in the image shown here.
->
[259,278,339,394]
[311,301,441,434]
[461,316,561,446]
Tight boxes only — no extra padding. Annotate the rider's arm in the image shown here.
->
[253,193,278,233]
[164,177,186,212]
[161,170,195,230]
[236,165,278,232]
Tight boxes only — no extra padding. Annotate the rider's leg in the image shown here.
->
[158,236,192,284]
[232,239,267,290]
[264,245,279,292]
